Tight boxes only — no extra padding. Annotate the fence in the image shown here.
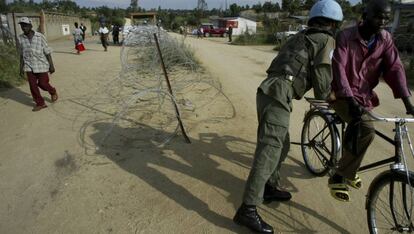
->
[3,11,91,42]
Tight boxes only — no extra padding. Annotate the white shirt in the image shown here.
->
[98,27,109,34]
[73,28,83,41]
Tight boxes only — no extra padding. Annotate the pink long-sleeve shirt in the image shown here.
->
[332,25,410,110]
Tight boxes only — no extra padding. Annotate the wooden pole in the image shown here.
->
[0,14,4,44]
[39,10,45,34]
[153,33,191,143]
[12,12,18,48]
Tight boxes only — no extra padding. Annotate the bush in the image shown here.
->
[232,32,278,45]
[407,56,414,79]
[0,44,23,88]
[401,55,414,89]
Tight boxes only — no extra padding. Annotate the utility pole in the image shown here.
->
[197,0,207,11]
[130,0,138,11]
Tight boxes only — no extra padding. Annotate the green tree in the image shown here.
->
[0,0,7,13]
[348,2,364,20]
[229,3,241,16]
[55,0,80,14]
[337,0,353,18]
[252,3,262,13]
[282,0,303,13]
[39,0,57,11]
[130,0,138,11]
[303,0,317,10]
[262,1,280,12]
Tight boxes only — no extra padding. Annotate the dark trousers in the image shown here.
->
[100,35,108,49]
[113,34,119,44]
[27,72,56,106]
[332,100,376,179]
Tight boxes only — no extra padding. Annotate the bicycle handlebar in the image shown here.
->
[365,111,414,123]
[304,97,414,123]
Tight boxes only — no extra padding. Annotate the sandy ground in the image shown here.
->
[0,34,413,234]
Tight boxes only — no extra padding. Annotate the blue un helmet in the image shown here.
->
[309,0,344,22]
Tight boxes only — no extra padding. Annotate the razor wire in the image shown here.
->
[70,25,235,152]
[0,24,17,59]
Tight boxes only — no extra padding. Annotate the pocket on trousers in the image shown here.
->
[259,122,287,147]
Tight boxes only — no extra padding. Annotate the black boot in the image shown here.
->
[233,203,274,233]
[263,183,292,203]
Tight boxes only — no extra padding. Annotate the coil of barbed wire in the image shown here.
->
[78,25,235,150]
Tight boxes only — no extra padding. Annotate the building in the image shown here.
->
[211,16,257,35]
[392,2,414,52]
[4,11,91,41]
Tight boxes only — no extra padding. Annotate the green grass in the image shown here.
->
[402,55,414,89]
[407,64,414,89]
[232,32,278,46]
[0,44,24,88]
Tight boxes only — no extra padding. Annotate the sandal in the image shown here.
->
[51,93,58,102]
[346,175,362,189]
[32,105,47,112]
[328,182,350,202]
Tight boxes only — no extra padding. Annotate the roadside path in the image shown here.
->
[0,34,411,233]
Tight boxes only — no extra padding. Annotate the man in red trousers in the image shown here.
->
[18,17,58,111]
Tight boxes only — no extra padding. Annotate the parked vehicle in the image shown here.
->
[275,25,307,41]
[275,30,298,41]
[200,23,227,37]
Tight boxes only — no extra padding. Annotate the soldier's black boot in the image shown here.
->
[233,203,274,233]
[263,183,292,203]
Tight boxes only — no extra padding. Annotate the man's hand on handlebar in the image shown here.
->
[347,97,364,119]
[406,105,414,117]
[402,97,414,117]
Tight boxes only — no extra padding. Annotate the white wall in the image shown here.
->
[231,18,256,35]
[6,13,91,41]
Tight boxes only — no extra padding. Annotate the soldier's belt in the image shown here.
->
[283,75,294,82]
[268,74,295,82]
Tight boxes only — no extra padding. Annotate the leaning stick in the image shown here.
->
[153,33,191,143]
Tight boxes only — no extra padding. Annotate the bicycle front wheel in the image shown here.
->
[367,170,414,234]
[301,109,339,176]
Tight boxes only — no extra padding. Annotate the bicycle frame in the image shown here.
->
[300,98,414,232]
[355,112,414,173]
[302,98,414,173]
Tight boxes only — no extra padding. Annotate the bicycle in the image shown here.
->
[298,97,414,233]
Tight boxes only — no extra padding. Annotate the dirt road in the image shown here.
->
[0,34,412,233]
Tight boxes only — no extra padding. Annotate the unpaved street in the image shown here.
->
[0,34,412,233]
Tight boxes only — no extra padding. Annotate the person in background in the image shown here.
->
[183,24,188,38]
[233,1,343,233]
[197,26,202,39]
[98,22,109,51]
[228,25,233,42]
[18,17,57,112]
[73,22,84,54]
[156,19,162,30]
[328,0,414,202]
[200,26,204,38]
[79,23,87,40]
[112,24,120,45]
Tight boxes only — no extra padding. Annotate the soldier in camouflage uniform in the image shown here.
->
[233,1,344,233]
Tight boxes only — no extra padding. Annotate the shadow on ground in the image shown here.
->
[0,86,33,107]
[86,120,348,233]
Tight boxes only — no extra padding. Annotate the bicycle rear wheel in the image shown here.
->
[301,110,339,176]
[367,170,414,234]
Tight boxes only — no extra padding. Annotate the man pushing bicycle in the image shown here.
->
[329,0,414,202]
